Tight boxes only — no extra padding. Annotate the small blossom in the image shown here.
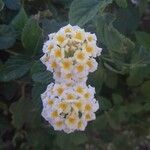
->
[40,24,102,133]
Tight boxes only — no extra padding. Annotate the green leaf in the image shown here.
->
[88,66,106,93]
[55,133,87,149]
[104,70,118,89]
[114,7,139,34]
[96,14,135,71]
[96,13,135,54]
[141,80,150,98]
[9,98,41,129]
[0,25,16,50]
[92,114,108,130]
[114,0,127,8]
[2,82,18,100]
[135,31,150,49]
[0,56,32,82]
[4,0,21,10]
[42,19,66,37]
[69,0,112,26]
[0,0,4,11]
[100,97,112,111]
[31,61,53,84]
[9,98,33,129]
[31,83,47,108]
[112,94,123,105]
[21,17,43,56]
[127,46,150,86]
[105,111,120,130]
[11,7,28,35]
[26,129,54,150]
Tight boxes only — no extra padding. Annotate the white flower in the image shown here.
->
[40,24,102,133]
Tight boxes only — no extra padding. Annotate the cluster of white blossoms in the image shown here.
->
[40,24,102,133]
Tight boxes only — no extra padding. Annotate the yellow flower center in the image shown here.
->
[57,87,64,95]
[77,52,85,60]
[75,101,82,109]
[62,60,72,70]
[75,32,83,41]
[85,104,92,111]
[84,92,90,99]
[51,110,58,118]
[66,73,72,79]
[85,45,93,53]
[78,121,82,128]
[59,102,68,110]
[55,121,63,127]
[87,36,93,42]
[54,49,62,58]
[85,114,91,120]
[51,61,57,69]
[68,116,76,124]
[67,93,74,100]
[76,64,84,73]
[86,60,93,68]
[57,35,65,44]
[48,99,54,106]
[65,28,71,33]
[76,86,84,94]
[48,45,53,51]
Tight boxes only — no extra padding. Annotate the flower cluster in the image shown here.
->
[40,24,102,133]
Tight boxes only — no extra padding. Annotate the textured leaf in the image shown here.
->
[141,81,150,98]
[0,0,4,11]
[42,19,67,37]
[10,98,33,129]
[96,14,135,71]
[0,25,16,50]
[26,129,54,150]
[11,7,28,35]
[21,17,43,55]
[114,0,127,8]
[104,70,118,89]
[112,94,123,105]
[0,56,32,82]
[4,0,21,10]
[31,61,53,84]
[114,7,139,34]
[96,14,135,51]
[31,83,47,108]
[135,31,150,49]
[88,67,106,93]
[69,0,112,26]
[9,98,41,129]
[55,133,87,149]
[100,97,112,111]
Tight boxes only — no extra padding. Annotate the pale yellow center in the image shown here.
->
[51,111,58,118]
[76,64,84,72]
[57,35,65,44]
[48,99,54,106]
[85,104,92,111]
[75,32,83,40]
[48,45,53,51]
[54,49,62,58]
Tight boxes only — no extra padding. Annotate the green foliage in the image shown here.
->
[135,31,150,49]
[0,56,32,81]
[21,17,43,56]
[0,0,150,149]
[114,0,127,8]
[0,0,4,11]
[0,25,16,49]
[4,0,21,10]
[11,7,28,36]
[69,0,112,26]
